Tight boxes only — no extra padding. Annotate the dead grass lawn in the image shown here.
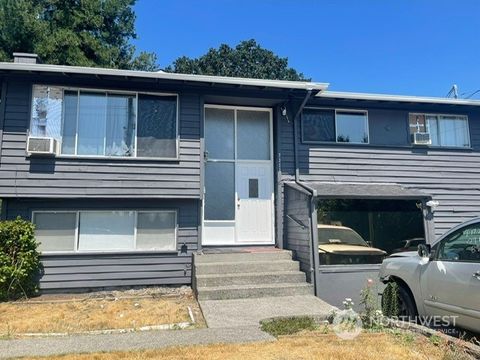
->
[0,295,201,336]
[21,331,460,360]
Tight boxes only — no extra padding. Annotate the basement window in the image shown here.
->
[33,210,177,253]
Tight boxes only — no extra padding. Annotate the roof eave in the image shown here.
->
[0,62,329,92]
[317,91,480,107]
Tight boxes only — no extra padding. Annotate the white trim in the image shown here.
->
[0,62,328,91]
[29,85,180,160]
[319,91,480,106]
[202,104,275,246]
[301,107,369,145]
[32,209,178,254]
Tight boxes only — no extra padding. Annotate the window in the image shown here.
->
[33,210,177,253]
[437,223,480,263]
[302,108,368,144]
[409,113,470,148]
[30,85,178,158]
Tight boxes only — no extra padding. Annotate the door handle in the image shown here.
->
[237,196,240,209]
[473,271,480,280]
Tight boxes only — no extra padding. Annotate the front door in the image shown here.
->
[203,105,274,245]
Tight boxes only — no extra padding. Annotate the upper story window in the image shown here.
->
[302,108,368,144]
[409,113,470,148]
[30,85,179,159]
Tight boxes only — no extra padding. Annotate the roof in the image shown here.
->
[299,182,430,199]
[0,62,329,91]
[318,90,480,107]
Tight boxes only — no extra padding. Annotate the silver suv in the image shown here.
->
[379,218,480,332]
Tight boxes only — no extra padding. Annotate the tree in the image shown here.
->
[0,0,159,71]
[165,39,309,81]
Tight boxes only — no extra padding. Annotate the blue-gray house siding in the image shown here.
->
[0,80,202,199]
[280,98,480,240]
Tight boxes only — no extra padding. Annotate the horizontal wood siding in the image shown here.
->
[5,198,198,291]
[284,184,313,282]
[281,102,480,239]
[0,80,201,198]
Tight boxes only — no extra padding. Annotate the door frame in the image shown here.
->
[202,104,275,246]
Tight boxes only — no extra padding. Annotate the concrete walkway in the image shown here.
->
[200,295,335,328]
[0,295,334,359]
[0,326,274,359]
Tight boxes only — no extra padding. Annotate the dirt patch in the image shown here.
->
[0,287,204,337]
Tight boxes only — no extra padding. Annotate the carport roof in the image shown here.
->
[300,182,431,200]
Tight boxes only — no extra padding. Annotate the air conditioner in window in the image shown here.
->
[413,132,431,145]
[26,136,58,155]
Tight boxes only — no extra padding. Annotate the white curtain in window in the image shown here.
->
[426,116,439,145]
[78,211,135,251]
[77,93,107,155]
[106,95,135,156]
[438,116,469,147]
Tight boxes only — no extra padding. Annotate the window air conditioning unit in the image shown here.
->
[413,132,431,145]
[26,136,58,155]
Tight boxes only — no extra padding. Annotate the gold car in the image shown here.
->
[318,225,387,265]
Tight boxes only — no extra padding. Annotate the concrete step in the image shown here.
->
[194,260,299,275]
[195,271,306,287]
[194,250,292,264]
[196,283,314,300]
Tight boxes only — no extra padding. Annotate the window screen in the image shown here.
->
[137,95,178,158]
[302,109,335,142]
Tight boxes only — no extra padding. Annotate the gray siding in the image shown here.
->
[281,103,480,240]
[0,80,201,199]
[284,184,313,282]
[5,198,198,291]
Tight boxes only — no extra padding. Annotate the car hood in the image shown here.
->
[318,244,387,255]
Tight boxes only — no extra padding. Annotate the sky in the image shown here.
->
[133,0,480,98]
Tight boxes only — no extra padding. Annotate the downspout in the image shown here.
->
[291,89,322,297]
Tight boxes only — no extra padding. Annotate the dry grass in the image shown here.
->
[0,295,202,336]
[22,331,456,360]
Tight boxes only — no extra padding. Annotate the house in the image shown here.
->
[1,53,479,304]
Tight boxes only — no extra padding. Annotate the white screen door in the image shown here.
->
[203,106,274,245]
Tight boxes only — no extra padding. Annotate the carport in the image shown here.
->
[284,181,432,308]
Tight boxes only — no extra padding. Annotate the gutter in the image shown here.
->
[291,89,321,296]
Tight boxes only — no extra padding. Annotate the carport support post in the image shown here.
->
[421,198,436,245]
[309,195,321,297]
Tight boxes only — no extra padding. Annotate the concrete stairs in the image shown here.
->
[193,250,313,300]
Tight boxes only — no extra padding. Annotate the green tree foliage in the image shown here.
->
[166,39,309,81]
[0,218,41,301]
[0,0,158,70]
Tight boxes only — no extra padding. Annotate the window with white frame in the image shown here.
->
[33,210,177,253]
[30,85,178,158]
[409,113,470,148]
[302,108,369,144]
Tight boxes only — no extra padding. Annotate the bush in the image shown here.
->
[382,282,400,318]
[0,217,41,301]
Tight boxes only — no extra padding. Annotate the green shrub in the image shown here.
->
[382,282,400,318]
[260,316,317,337]
[0,217,41,301]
